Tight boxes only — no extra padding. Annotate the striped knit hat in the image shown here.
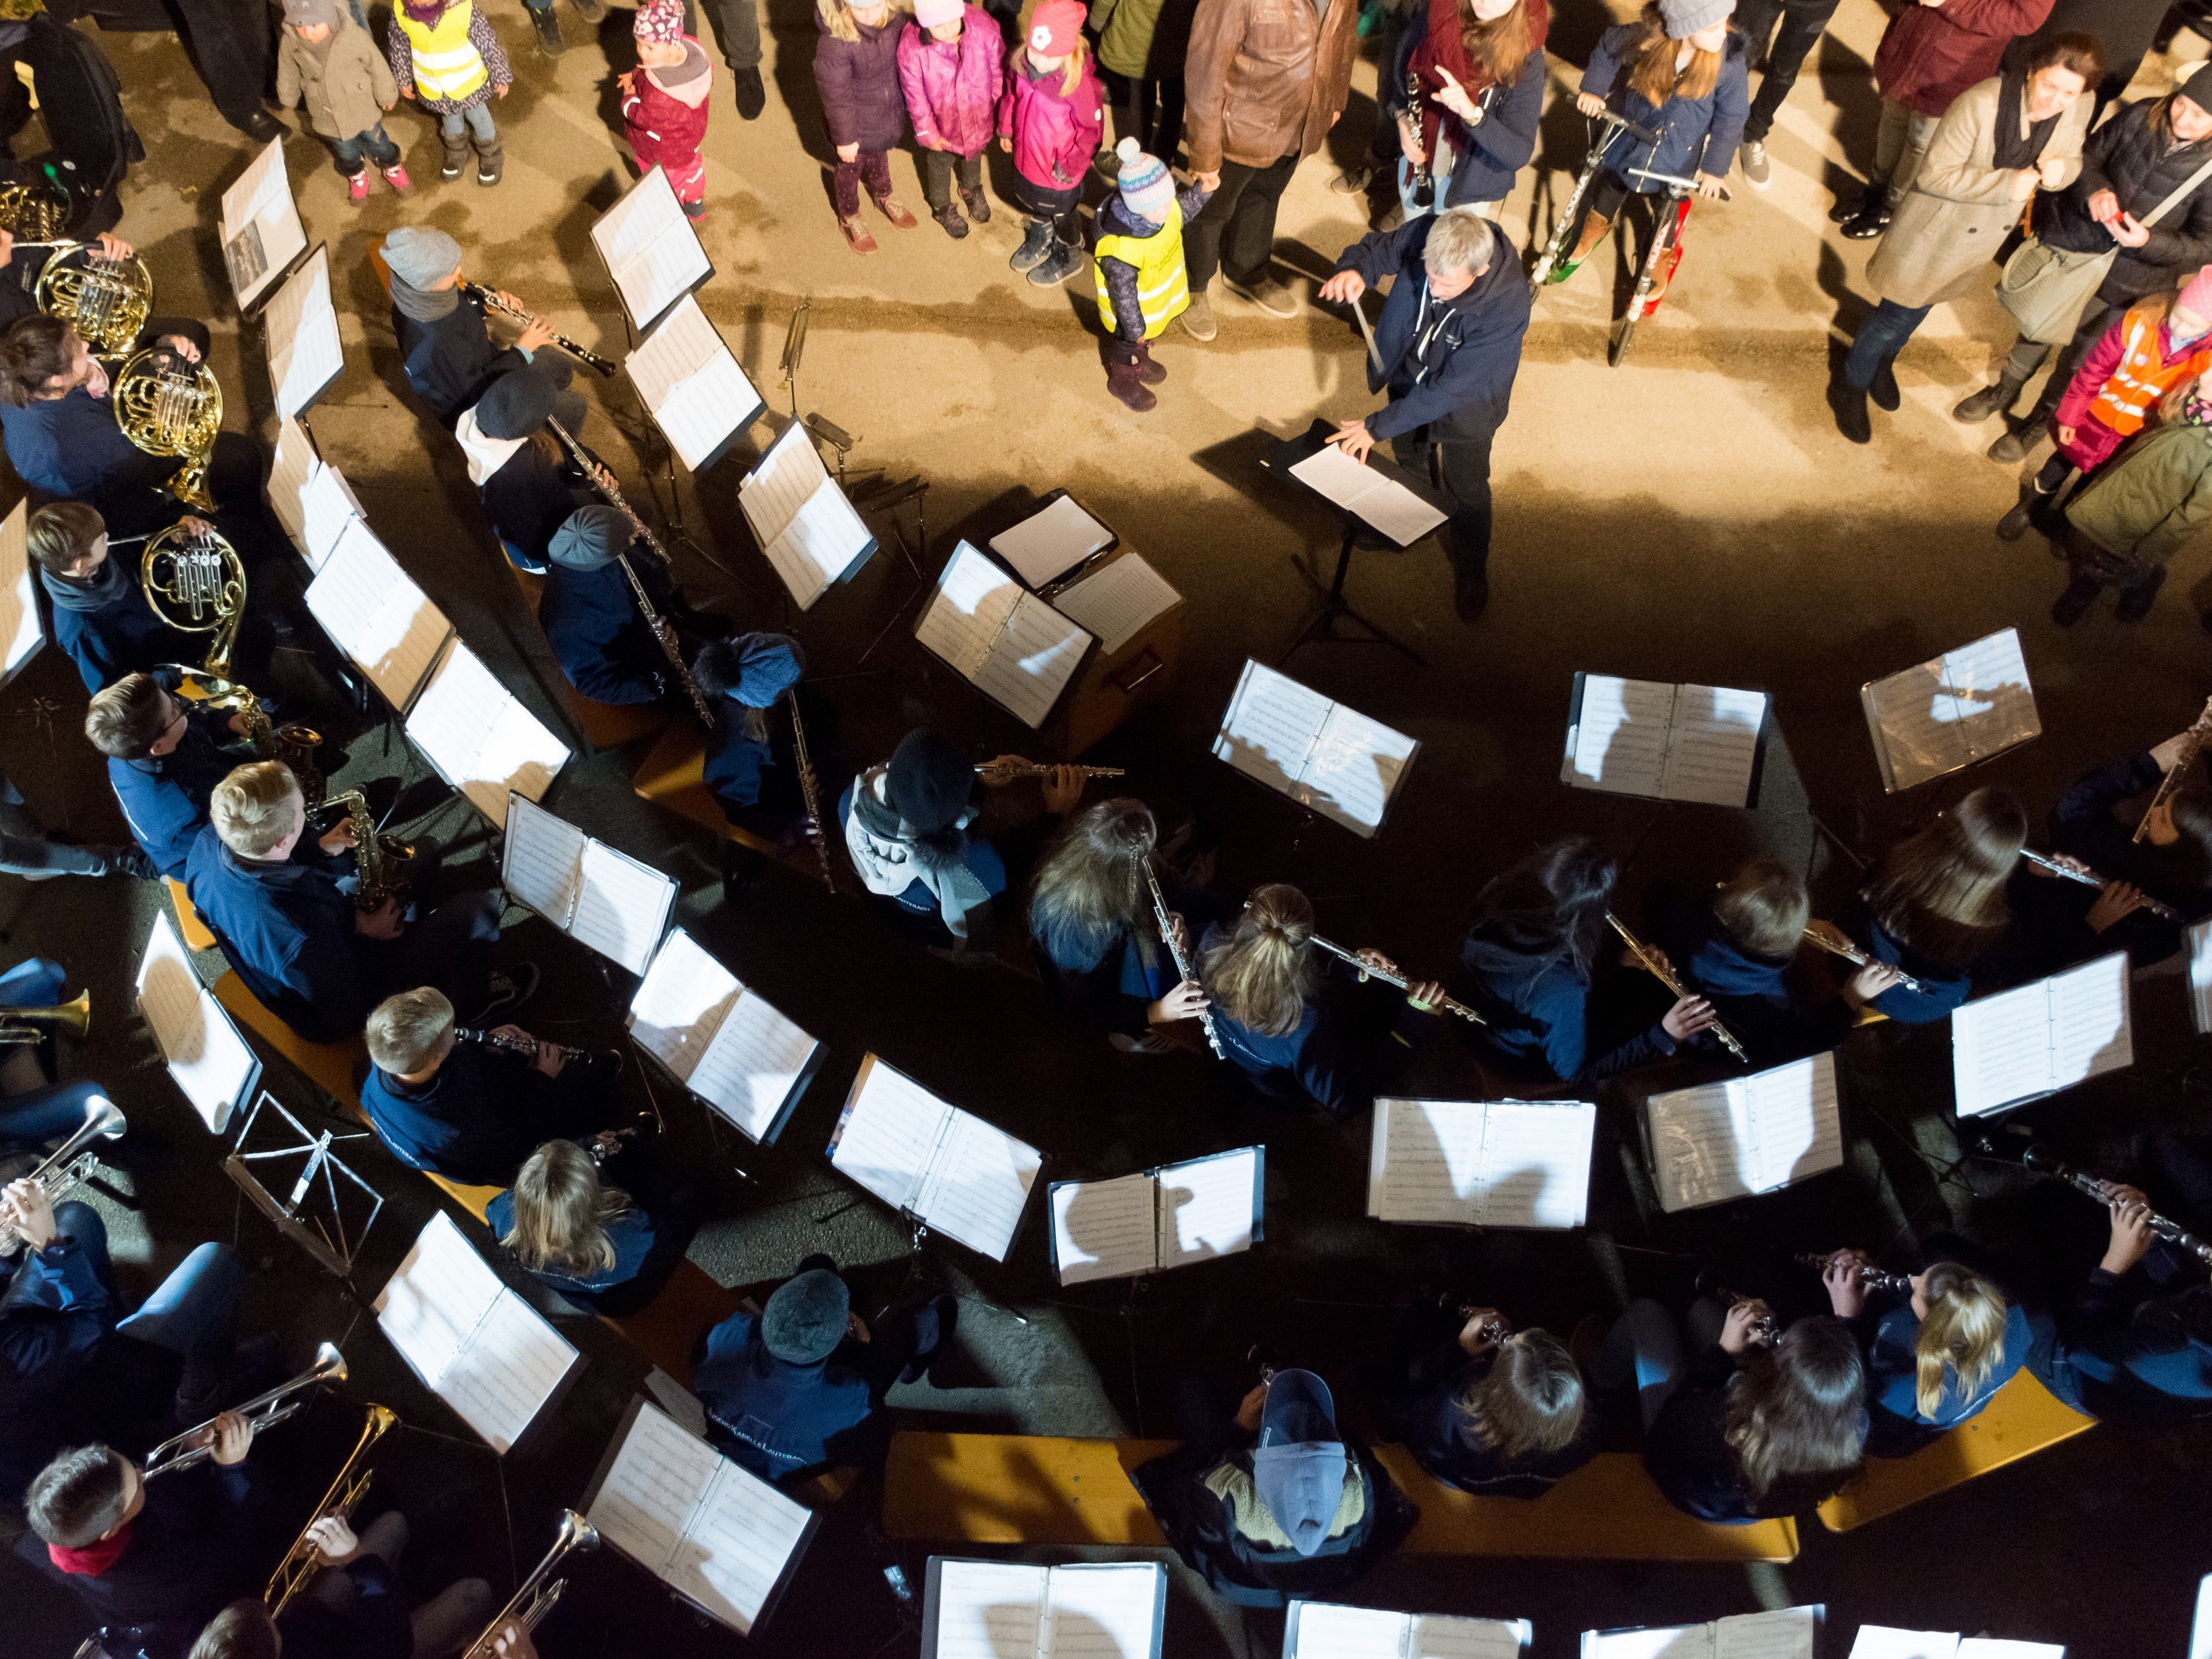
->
[1115,139,1174,225]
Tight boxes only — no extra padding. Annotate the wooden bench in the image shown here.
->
[165,879,219,952]
[1815,1371,2095,1532]
[881,1434,1800,1562]
[632,722,810,873]
[505,565,673,754]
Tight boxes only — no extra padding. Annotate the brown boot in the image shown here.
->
[1132,340,1166,386]
[872,192,918,229]
[839,214,878,253]
[1569,210,1614,266]
[1106,348,1157,412]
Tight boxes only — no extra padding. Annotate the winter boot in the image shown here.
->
[2116,564,2168,622]
[1106,348,1157,412]
[525,1,565,54]
[731,67,766,119]
[933,203,968,238]
[2051,571,2106,626]
[1009,217,1054,273]
[1029,239,1083,286]
[1132,339,1166,385]
[1996,477,2053,542]
[959,184,991,224]
[440,137,470,182]
[1953,369,2028,424]
[1868,356,1900,412]
[1828,374,1872,445]
[474,136,503,186]
[1840,180,1891,240]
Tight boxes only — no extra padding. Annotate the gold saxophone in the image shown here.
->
[321,789,414,914]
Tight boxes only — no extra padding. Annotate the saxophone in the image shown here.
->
[321,790,414,914]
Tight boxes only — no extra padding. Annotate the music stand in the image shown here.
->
[1262,420,1443,666]
[223,1090,384,1282]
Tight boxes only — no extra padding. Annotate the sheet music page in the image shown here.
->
[1288,1603,1405,1659]
[589,166,711,328]
[2194,1572,2212,1659]
[1865,658,1973,792]
[2046,951,2131,1093]
[913,1106,1041,1262]
[0,499,36,680]
[1742,1053,1843,1194]
[1050,1172,1157,1284]
[933,1560,1046,1659]
[501,795,586,932]
[1951,979,2064,1118]
[691,987,818,1143]
[267,417,318,559]
[628,929,739,1086]
[1567,676,1676,798]
[2191,922,2212,1037]
[437,1287,577,1454]
[1476,1099,1597,1229]
[587,1400,719,1581]
[1052,553,1180,656]
[405,643,569,824]
[1660,685,1769,807]
[830,1058,946,1216]
[304,518,450,711]
[1370,1098,1483,1224]
[1286,442,1447,546]
[1582,1630,1711,1659]
[770,477,872,600]
[739,427,838,608]
[572,840,678,975]
[975,595,1091,730]
[134,911,255,1133]
[916,541,1022,679]
[372,1213,503,1391]
[1040,1562,1162,1659]
[990,494,1115,589]
[263,246,343,419]
[1845,1631,1958,1659]
[626,294,759,471]
[669,1457,813,1635]
[1298,700,1418,836]
[1955,1644,2063,1659]
[299,462,362,573]
[219,139,304,307]
[1942,628,2041,762]
[1214,660,1332,801]
[1159,1147,1259,1269]
[1645,1081,1754,1213]
[1713,1607,1818,1659]
[1409,1615,1529,1659]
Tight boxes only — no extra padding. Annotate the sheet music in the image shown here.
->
[590,1398,721,1582]
[1846,1632,1957,1659]
[626,295,759,472]
[267,417,320,560]
[405,643,569,825]
[1299,701,1419,836]
[693,989,817,1142]
[299,462,363,573]
[590,165,711,329]
[911,1104,1041,1262]
[1661,685,1768,807]
[1052,552,1181,656]
[219,138,305,308]
[1159,1148,1259,1268]
[1648,1055,1840,1211]
[990,494,1114,588]
[629,929,739,1084]
[1410,1616,1530,1659]
[1370,1098,1486,1224]
[739,426,869,610]
[1050,1171,1157,1284]
[1582,1629,1711,1659]
[1476,1100,1597,1228]
[571,840,678,975]
[1645,1077,1747,1212]
[1567,676,1676,796]
[1953,953,2131,1117]
[262,245,343,419]
[1742,1053,1843,1193]
[372,1213,505,1392]
[1288,1602,1407,1659]
[437,1285,578,1454]
[501,794,587,932]
[304,518,451,711]
[977,594,1091,730]
[933,1560,1046,1659]
[1713,1609,1818,1659]
[2046,950,2132,1091]
[1286,441,1448,546]
[672,1457,813,1633]
[917,541,1022,678]
[0,500,36,680]
[1214,660,1331,795]
[1956,1645,2063,1659]
[830,1058,947,1216]
[1866,628,2039,791]
[134,911,255,1134]
[2194,1572,2212,1659]
[1039,1563,1162,1659]
[2189,921,2212,1036]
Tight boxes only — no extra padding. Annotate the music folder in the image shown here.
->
[914,541,1095,730]
[736,422,876,610]
[304,516,454,714]
[923,1559,1166,1659]
[405,643,570,827]
[1845,1630,2061,1659]
[1643,1052,1843,1213]
[827,1054,1042,1262]
[626,293,763,474]
[501,793,677,977]
[1052,550,1183,657]
[267,416,324,565]
[2189,920,2212,1036]
[261,244,344,420]
[1048,1145,1264,1284]
[590,165,714,334]
[1563,673,1770,808]
[1861,627,2041,792]
[1214,658,1419,838]
[1950,951,2132,1118]
[219,137,308,311]
[1286,1599,1531,1658]
[627,929,821,1143]
[0,499,43,688]
[135,910,261,1135]
[1368,1098,1597,1230]
[988,490,1116,590]
[1266,419,1450,547]
[1583,1606,1820,1659]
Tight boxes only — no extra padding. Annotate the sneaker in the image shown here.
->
[933,203,968,238]
[1739,139,1770,189]
[526,2,565,53]
[2051,573,2103,626]
[569,0,606,19]
[1225,272,1299,317]
[473,962,541,1023]
[106,844,159,881]
[872,193,919,229]
[840,214,879,255]
[1029,242,1082,287]
[1180,287,1217,341]
[731,66,766,120]
[381,162,411,191]
[1839,183,1891,240]
[959,186,991,224]
[1868,357,1900,413]
[1009,219,1053,272]
[346,169,369,202]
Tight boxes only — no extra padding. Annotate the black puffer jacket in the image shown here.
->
[2033,96,2212,306]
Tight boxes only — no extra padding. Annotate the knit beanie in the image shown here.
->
[382,227,463,290]
[547,505,630,570]
[1251,1370,1349,1557]
[634,0,682,43]
[282,0,341,27]
[913,0,962,27]
[762,1268,850,1364]
[694,632,805,708]
[885,729,973,834]
[474,365,587,440]
[1027,0,1083,56]
[1659,0,1731,37]
[1115,139,1174,224]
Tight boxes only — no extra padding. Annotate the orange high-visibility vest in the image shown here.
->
[2091,304,2212,436]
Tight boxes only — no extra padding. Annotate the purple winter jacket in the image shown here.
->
[814,9,909,153]
[896,9,1006,158]
[997,49,1105,190]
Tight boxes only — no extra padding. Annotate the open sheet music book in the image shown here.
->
[372,1212,578,1454]
[2189,922,2212,1036]
[1846,1630,2061,1659]
[219,138,307,309]
[1951,951,2131,1118]
[0,499,40,684]
[301,462,367,572]
[267,417,321,563]
[1862,628,2041,792]
[628,929,820,1143]
[1582,1607,1819,1659]
[1286,1601,1530,1659]
[590,165,713,331]
[262,245,344,419]
[405,642,570,826]
[626,294,762,473]
[1368,1098,1597,1230]
[1214,659,1419,838]
[1286,440,1448,547]
[1563,674,1769,807]
[829,1055,1042,1262]
[584,1397,816,1635]
[501,795,677,977]
[304,518,453,712]
[135,911,259,1135]
[915,541,1094,730]
[1645,1053,1843,1213]
[988,493,1115,589]
[2191,1574,2212,1659]
[1048,1146,1263,1284]
[737,423,875,610]
[1052,552,1181,657]
[923,1559,1165,1659]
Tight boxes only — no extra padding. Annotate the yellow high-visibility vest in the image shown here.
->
[1093,201,1188,341]
[399,1,488,103]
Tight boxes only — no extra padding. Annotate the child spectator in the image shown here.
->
[815,0,919,253]
[390,0,513,187]
[275,0,407,202]
[2055,371,2212,624]
[1095,137,1210,410]
[621,0,714,219]
[896,0,1004,238]
[998,0,1104,285]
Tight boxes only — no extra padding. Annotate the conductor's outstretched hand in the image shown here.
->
[1318,270,1366,305]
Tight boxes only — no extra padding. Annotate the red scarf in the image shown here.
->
[1406,0,1547,168]
[49,1522,133,1576]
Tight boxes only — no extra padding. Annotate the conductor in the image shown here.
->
[1315,206,1530,623]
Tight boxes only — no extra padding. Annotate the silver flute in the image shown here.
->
[1607,911,1748,1063]
[1307,933,1485,1025]
[1140,855,1224,1059]
[787,691,838,895]
[1801,926,1926,996]
[1795,1251,1914,1295]
[2019,849,2183,922]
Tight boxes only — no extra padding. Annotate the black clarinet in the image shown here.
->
[461,281,618,375]
[1795,1252,1914,1295]
[1405,69,1434,209]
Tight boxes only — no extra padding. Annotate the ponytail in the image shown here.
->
[1200,883,1317,1038]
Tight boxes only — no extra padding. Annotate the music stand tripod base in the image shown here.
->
[1282,511,1425,666]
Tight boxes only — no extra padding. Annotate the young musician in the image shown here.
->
[1820,1250,2033,1455]
[188,1517,501,1659]
[694,631,821,844]
[1197,883,1443,1116]
[1132,1366,1417,1608]
[486,1137,707,1315]
[185,762,504,1044]
[453,363,593,574]
[2041,1188,2212,1423]
[540,504,681,707]
[1847,787,2027,1022]
[1454,836,1716,1084]
[379,225,552,425]
[29,502,204,694]
[86,672,247,880]
[2047,719,2212,963]
[361,989,615,1189]
[693,1254,954,1484]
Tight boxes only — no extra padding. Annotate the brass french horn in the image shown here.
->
[113,343,222,511]
[36,242,151,358]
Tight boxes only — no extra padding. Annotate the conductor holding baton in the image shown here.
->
[1315,205,1530,623]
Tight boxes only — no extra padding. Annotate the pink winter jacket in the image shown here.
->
[997,49,1104,190]
[2052,304,2212,471]
[896,9,1005,158]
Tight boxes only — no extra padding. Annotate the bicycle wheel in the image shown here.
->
[1608,311,1639,366]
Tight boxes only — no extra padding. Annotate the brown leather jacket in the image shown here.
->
[1182,0,1357,174]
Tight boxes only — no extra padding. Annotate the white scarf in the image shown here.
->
[454,405,527,485]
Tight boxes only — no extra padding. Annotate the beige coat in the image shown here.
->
[275,20,399,145]
[1868,76,2092,310]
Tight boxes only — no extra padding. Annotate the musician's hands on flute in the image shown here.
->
[1405,979,1450,1010]
[1662,994,1718,1040]
[2026,851,2093,879]
[1821,1249,1872,1318]
[1719,1298,1775,1355]
[1150,980,1210,1024]
[2101,1186,2158,1274]
[1040,764,1084,815]
[307,1515,361,1565]
[2086,881,2150,932]
[1844,962,1903,1003]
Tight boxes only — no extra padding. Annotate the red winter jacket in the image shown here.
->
[1872,0,2055,117]
[998,49,1104,190]
[897,8,1005,157]
[623,39,712,165]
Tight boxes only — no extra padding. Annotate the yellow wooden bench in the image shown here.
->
[882,1434,1799,1562]
[632,722,812,872]
[165,879,219,952]
[1816,1370,2095,1532]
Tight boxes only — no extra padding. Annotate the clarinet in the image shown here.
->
[1710,1285,1778,1344]
[544,416,674,566]
[786,691,838,895]
[461,281,618,375]
[1140,855,1225,1059]
[454,1027,600,1066]
[976,761,1127,780]
[1404,69,1434,209]
[2018,849,2184,922]
[2021,1145,2212,1267]
[1795,1251,1914,1295]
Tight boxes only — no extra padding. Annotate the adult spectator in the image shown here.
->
[169,0,284,142]
[1316,206,1531,621]
[1733,0,1841,188]
[682,0,770,117]
[522,0,609,61]
[1179,0,1359,338]
[2007,0,2171,112]
[1837,0,2058,239]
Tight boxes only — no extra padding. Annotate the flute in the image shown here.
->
[1801,926,1926,996]
[1307,933,1485,1025]
[1140,855,1224,1059]
[1794,1251,1914,1295]
[2135,697,2212,843]
[461,281,618,375]
[2021,1145,2212,1267]
[977,760,1127,779]
[1710,1285,1778,1344]
[787,691,838,895]
[1606,912,1748,1063]
[2019,849,2183,922]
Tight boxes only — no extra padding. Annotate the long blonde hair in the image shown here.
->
[1029,800,1158,970]
[1863,787,2025,970]
[1625,1,1722,106]
[503,1140,631,1278]
[818,0,909,42]
[1200,884,1317,1038]
[1913,1262,2010,1419]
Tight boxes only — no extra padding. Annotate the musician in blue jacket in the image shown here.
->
[2047,722,2212,964]
[486,1138,707,1315]
[2043,1188,2212,1424]
[29,502,201,694]
[453,364,594,574]
[540,505,678,707]
[380,224,548,425]
[0,1181,117,1503]
[695,631,827,845]
[85,672,242,880]
[1820,1250,2035,1456]
[1315,205,1530,621]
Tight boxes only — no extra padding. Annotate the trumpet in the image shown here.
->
[788,691,838,894]
[1307,933,1485,1025]
[2021,1144,2212,1267]
[462,1509,600,1659]
[977,759,1126,780]
[146,1342,347,1478]
[2135,696,2212,844]
[1800,926,1926,996]
[0,1095,125,1251]
[114,343,222,511]
[1795,1251,1914,1295]
[2018,849,2184,923]
[460,282,618,375]
[35,240,151,358]
[0,988,91,1045]
[1141,854,1225,1059]
[1607,912,1748,1063]
[265,1404,399,1616]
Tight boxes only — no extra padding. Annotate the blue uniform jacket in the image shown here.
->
[2046,1271,2212,1425]
[109,705,232,878]
[0,1233,115,1502]
[183,824,370,1044]
[694,1310,884,1484]
[0,383,169,504]
[1456,932,1676,1084]
[41,554,195,695]
[1397,1343,1600,1498]
[1852,910,1974,1025]
[393,293,526,426]
[482,443,592,572]
[487,1185,657,1304]
[1581,24,1750,188]
[1385,36,1547,206]
[1032,912,1176,1038]
[1651,890,1852,1065]
[361,1044,541,1188]
[1860,1296,2031,1455]
[2052,748,2196,964]
[541,556,667,706]
[1643,1341,1866,1523]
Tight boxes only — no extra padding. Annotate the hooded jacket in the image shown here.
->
[40,550,193,695]
[1643,1341,1866,1523]
[108,703,232,880]
[693,1308,885,1483]
[183,826,371,1044]
[1394,1343,1601,1498]
[839,765,995,937]
[360,1042,543,1188]
[541,555,672,707]
[2050,747,2199,963]
[1581,23,1749,188]
[1454,928,1676,1084]
[275,13,397,142]
[1648,888,1853,1066]
[1385,0,1546,207]
[896,7,1005,157]
[999,49,1107,189]
[623,36,714,169]
[2064,417,2212,568]
[2046,1273,2212,1423]
[1858,1295,2033,1456]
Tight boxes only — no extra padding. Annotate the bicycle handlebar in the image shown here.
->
[1591,107,1662,147]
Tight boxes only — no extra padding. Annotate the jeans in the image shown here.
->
[917,147,984,213]
[1872,98,1939,192]
[1736,0,1843,144]
[832,149,894,218]
[1592,1298,1690,1429]
[1101,69,1185,166]
[1844,297,1933,386]
[439,104,498,147]
[1392,429,1496,580]
[69,1209,244,1418]
[312,1511,498,1658]
[0,1079,109,1146]
[327,123,402,177]
[681,0,762,70]
[1183,149,1300,289]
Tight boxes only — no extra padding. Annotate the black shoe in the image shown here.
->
[108,845,159,881]
[1988,423,2037,464]
[1840,183,1891,240]
[1996,482,2050,542]
[236,110,284,143]
[1828,181,1871,224]
[731,66,766,120]
[2051,574,2103,626]
[569,0,607,19]
[1453,567,1489,621]
[1869,357,1900,412]
[1829,378,1871,445]
[2116,566,2168,623]
[527,3,566,53]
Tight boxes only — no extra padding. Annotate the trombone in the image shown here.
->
[145,1342,346,1478]
[462,1509,599,1658]
[1,1095,124,1236]
[1307,934,1485,1025]
[0,987,91,1045]
[1607,911,1748,1063]
[265,1404,399,1615]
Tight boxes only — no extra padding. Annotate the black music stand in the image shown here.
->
[1262,421,1445,666]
